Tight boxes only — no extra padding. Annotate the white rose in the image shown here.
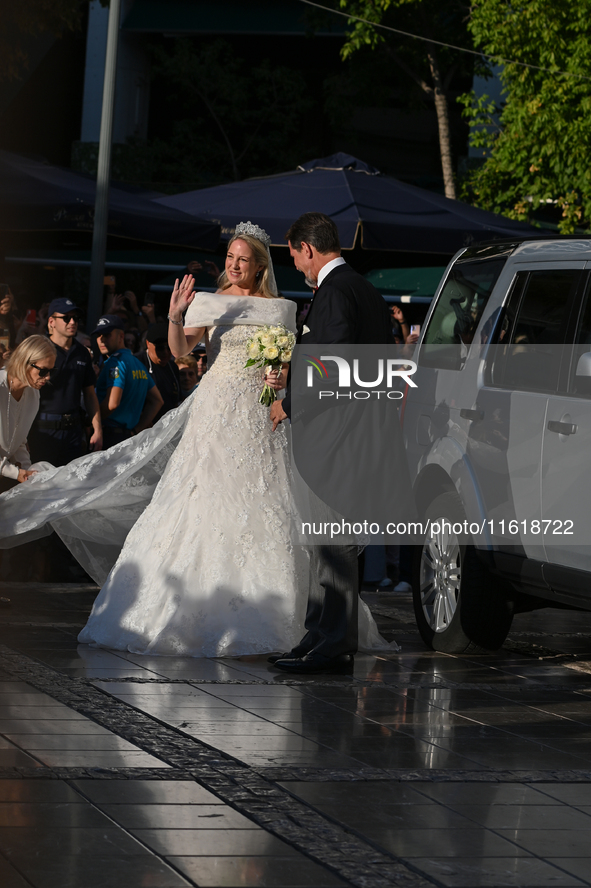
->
[276,336,289,347]
[280,350,292,363]
[248,342,260,358]
[260,333,275,346]
[263,346,279,360]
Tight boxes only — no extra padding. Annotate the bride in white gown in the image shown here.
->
[0,222,392,657]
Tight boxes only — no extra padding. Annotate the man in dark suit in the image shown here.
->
[269,212,394,674]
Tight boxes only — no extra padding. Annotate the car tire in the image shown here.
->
[412,491,514,653]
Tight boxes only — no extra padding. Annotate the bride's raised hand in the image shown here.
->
[169,274,196,319]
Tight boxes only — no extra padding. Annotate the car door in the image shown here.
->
[473,266,582,560]
[542,271,591,569]
[405,252,509,474]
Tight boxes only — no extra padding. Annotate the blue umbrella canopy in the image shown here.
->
[154,153,538,253]
[0,150,220,249]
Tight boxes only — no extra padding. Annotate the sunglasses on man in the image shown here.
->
[53,314,82,324]
[29,362,55,378]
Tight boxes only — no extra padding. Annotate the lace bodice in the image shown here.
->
[206,325,265,395]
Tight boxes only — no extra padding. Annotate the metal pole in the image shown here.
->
[87,0,121,331]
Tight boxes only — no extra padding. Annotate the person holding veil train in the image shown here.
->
[0,222,392,659]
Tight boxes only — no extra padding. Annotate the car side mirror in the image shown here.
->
[576,352,591,377]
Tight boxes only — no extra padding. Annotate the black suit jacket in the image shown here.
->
[283,262,392,417]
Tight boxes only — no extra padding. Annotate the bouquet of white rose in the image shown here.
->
[244,324,296,406]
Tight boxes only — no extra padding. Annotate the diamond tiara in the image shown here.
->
[234,221,271,247]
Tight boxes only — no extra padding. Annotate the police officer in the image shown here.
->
[138,322,181,423]
[93,315,163,449]
[28,298,102,466]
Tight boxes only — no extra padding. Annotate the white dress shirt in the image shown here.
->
[316,256,347,289]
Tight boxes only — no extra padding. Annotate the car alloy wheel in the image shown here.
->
[420,522,461,633]
[412,491,514,653]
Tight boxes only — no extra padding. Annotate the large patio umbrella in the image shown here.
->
[0,150,219,249]
[153,153,538,253]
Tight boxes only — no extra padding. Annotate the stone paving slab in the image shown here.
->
[1,584,591,886]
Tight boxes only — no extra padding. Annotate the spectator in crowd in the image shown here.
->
[120,290,142,324]
[194,345,207,383]
[76,332,92,350]
[140,297,157,329]
[0,285,22,349]
[390,305,420,346]
[0,335,57,593]
[28,298,102,466]
[15,313,37,344]
[103,275,116,309]
[76,331,101,379]
[103,290,148,333]
[175,355,199,399]
[94,315,163,449]
[124,330,140,354]
[14,301,50,345]
[390,305,409,343]
[0,335,56,492]
[187,259,221,281]
[38,301,50,332]
[138,322,181,422]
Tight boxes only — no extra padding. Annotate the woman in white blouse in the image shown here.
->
[0,335,56,491]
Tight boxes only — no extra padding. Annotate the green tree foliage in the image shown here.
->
[461,0,591,233]
[0,0,87,83]
[149,38,312,185]
[337,0,472,198]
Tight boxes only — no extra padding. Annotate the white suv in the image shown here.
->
[403,238,591,653]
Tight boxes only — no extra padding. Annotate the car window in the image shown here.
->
[421,257,506,370]
[568,279,591,396]
[489,269,580,393]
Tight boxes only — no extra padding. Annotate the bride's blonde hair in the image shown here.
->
[218,234,278,299]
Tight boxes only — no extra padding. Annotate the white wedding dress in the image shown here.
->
[0,294,393,657]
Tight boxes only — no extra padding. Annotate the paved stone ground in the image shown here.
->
[1,582,591,887]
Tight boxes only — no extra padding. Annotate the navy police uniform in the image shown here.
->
[28,339,96,467]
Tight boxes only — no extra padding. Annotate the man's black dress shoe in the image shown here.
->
[272,653,354,674]
[267,648,310,664]
[267,651,292,664]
